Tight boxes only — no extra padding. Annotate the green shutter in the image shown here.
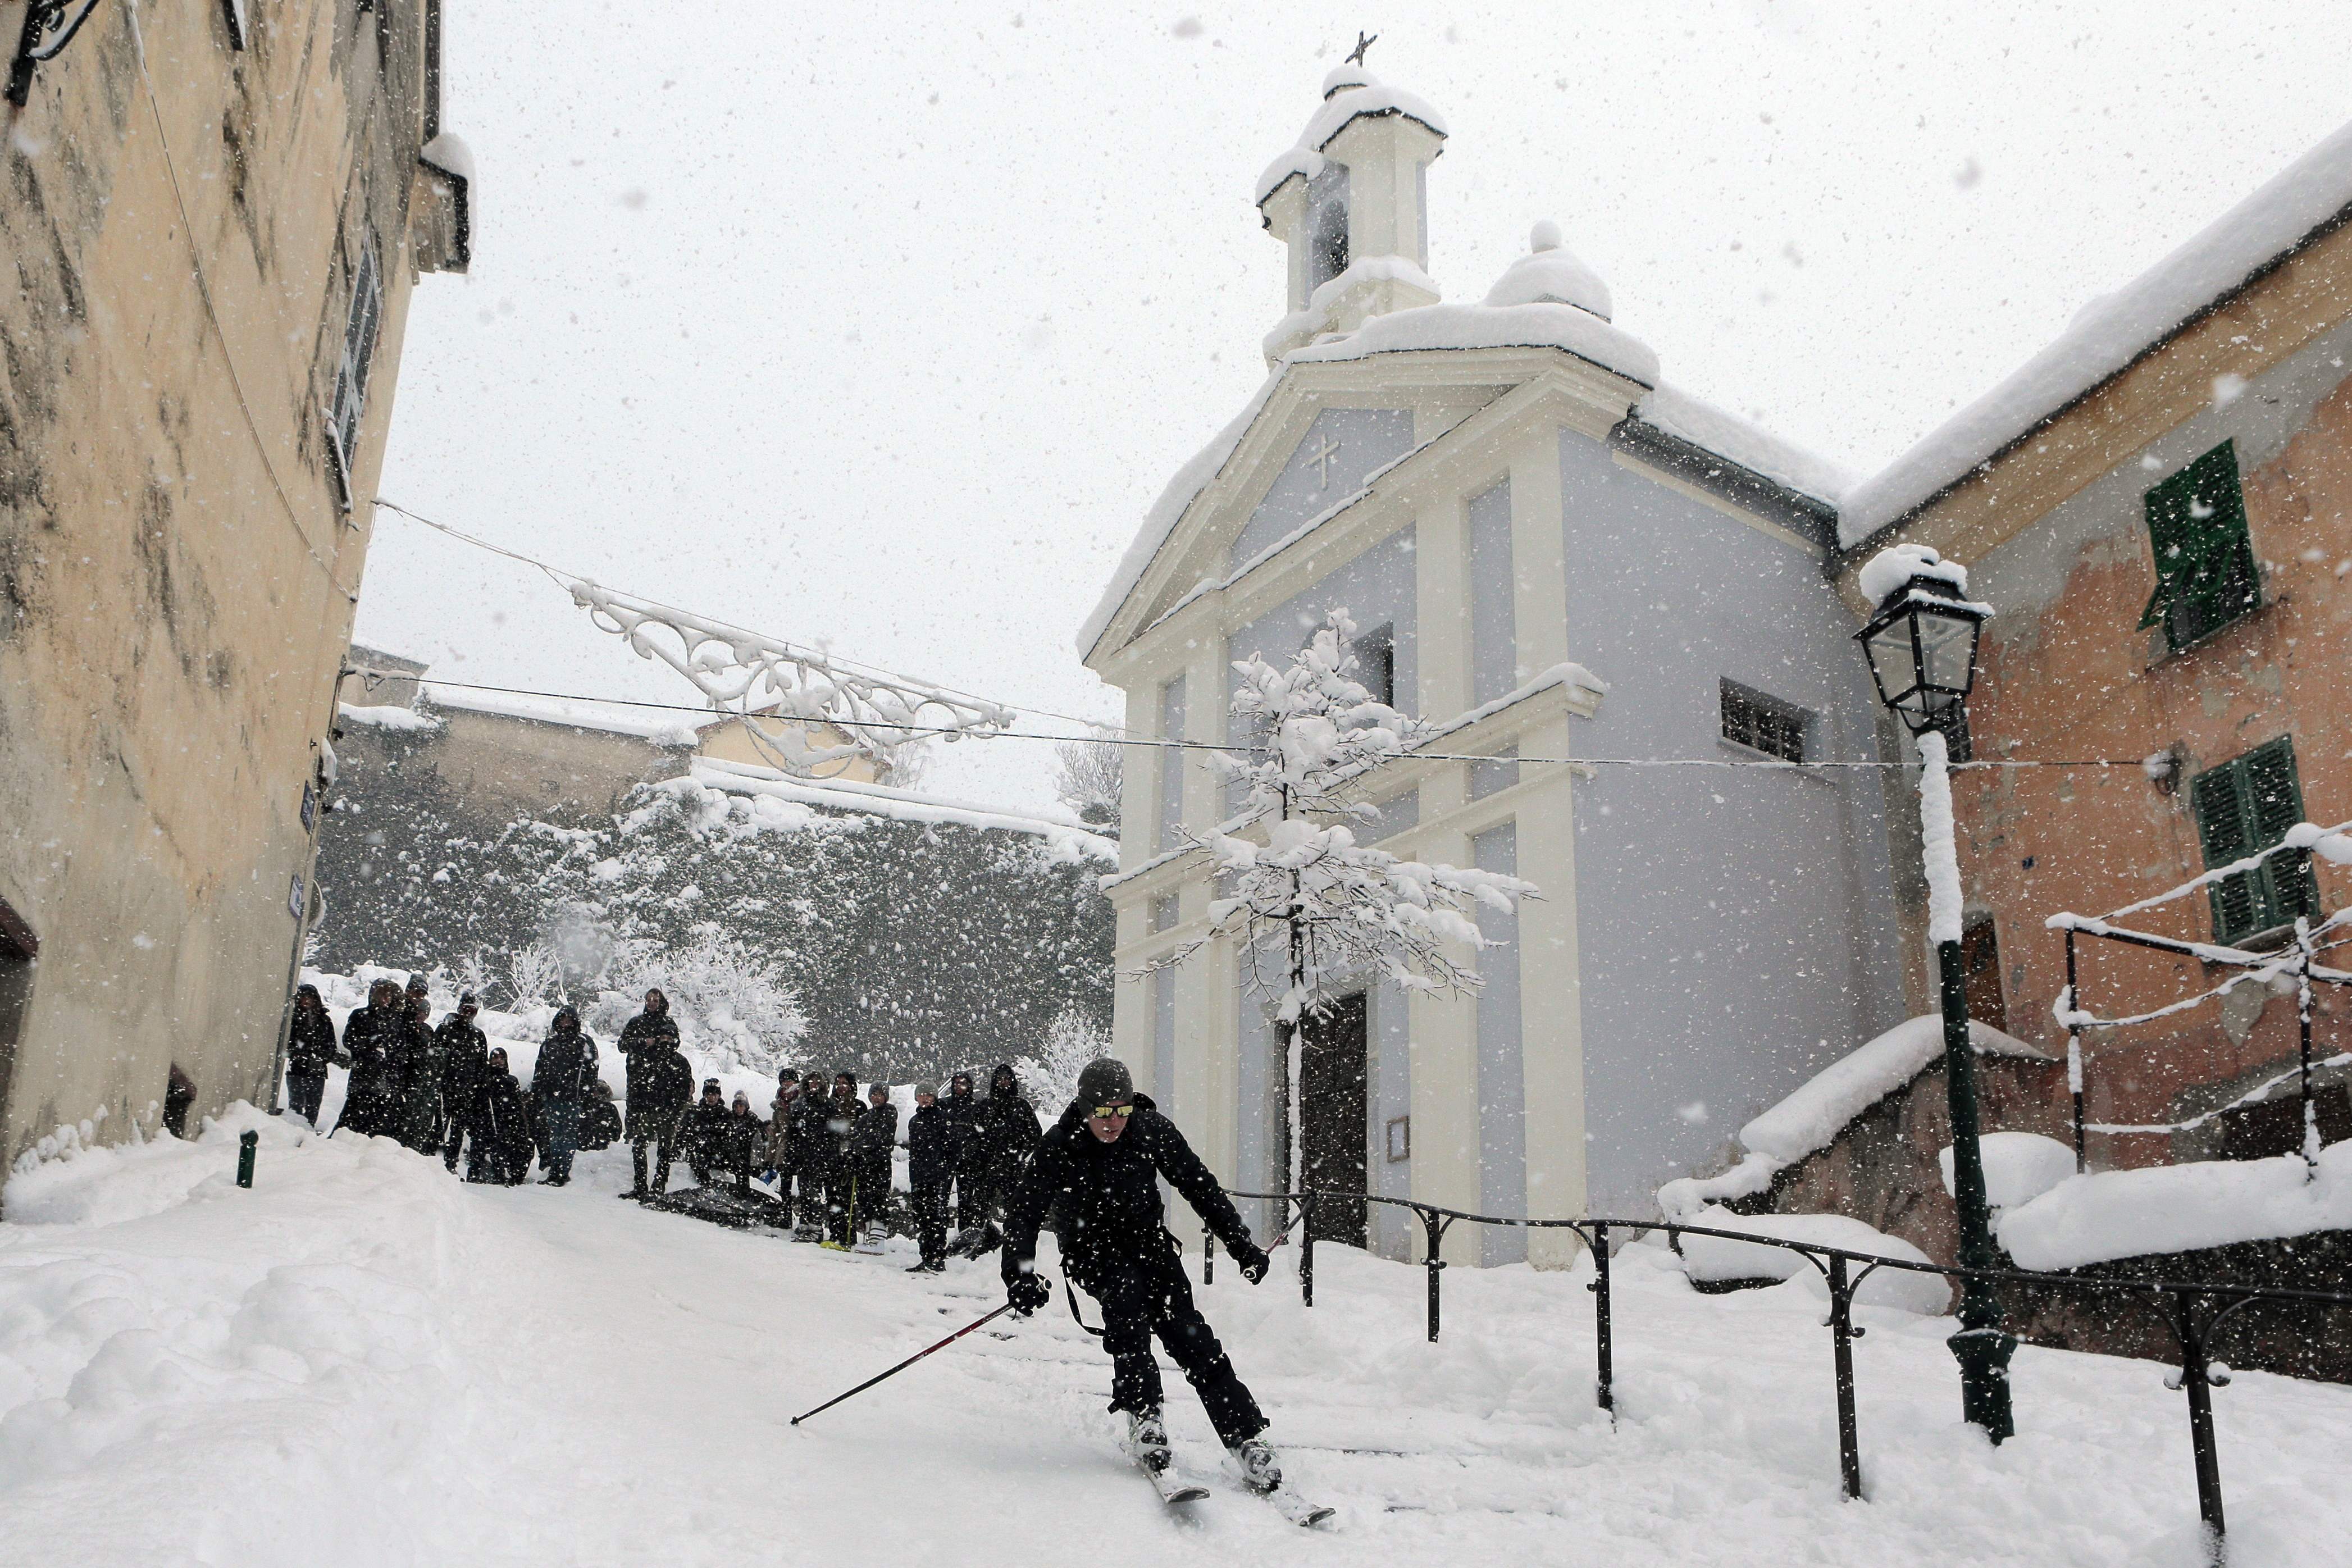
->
[2192,738,2316,943]
[2139,442,2261,650]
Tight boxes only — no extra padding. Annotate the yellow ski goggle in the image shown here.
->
[1090,1104,1136,1119]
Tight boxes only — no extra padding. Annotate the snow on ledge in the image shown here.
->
[1659,1014,2049,1220]
[1255,72,1449,206]
[1998,1141,2352,1271]
[686,758,1116,862]
[422,683,704,745]
[1676,1207,1951,1314]
[337,701,442,733]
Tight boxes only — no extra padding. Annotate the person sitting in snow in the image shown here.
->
[332,979,406,1138]
[1001,1058,1281,1493]
[851,1083,899,1242]
[285,984,338,1128]
[727,1091,764,1197]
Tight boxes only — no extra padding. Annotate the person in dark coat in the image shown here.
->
[396,991,451,1157]
[618,990,690,1197]
[437,995,490,1172]
[473,1047,533,1184]
[955,1063,1042,1257]
[1002,1058,1278,1485]
[332,980,406,1138]
[678,1079,735,1188]
[529,1006,599,1186]
[783,1069,830,1236]
[904,1084,952,1272]
[285,984,338,1127]
[822,1072,862,1243]
[937,1072,982,1238]
[851,1084,898,1242]
[727,1092,764,1197]
[582,1078,623,1151]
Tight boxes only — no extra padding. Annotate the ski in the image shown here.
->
[1138,1455,1209,1506]
[1253,1485,1335,1528]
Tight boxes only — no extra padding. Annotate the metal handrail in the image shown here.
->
[1211,1184,2352,1559]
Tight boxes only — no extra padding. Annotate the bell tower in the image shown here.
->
[1255,52,1447,365]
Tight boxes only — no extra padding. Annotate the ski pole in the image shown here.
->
[790,1295,1030,1426]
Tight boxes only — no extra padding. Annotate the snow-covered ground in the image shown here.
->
[4,1113,2345,1566]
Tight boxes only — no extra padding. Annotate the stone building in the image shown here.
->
[0,2,468,1172]
[1835,120,2352,1170]
[1082,65,1907,1265]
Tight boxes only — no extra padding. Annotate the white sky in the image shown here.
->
[368,1,2352,813]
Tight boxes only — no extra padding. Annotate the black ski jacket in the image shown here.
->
[906,1102,953,1186]
[618,1012,684,1101]
[288,1002,339,1077]
[531,1031,599,1104]
[435,1015,489,1118]
[975,1066,1041,1184]
[1002,1095,1254,1290]
[786,1090,832,1169]
[853,1102,899,1162]
[942,1086,984,1174]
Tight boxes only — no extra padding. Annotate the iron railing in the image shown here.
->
[1213,1186,2352,1560]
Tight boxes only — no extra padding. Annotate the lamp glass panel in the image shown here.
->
[1916,610,1979,695]
[1862,619,1918,707]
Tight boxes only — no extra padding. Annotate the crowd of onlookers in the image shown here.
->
[286,981,1046,1266]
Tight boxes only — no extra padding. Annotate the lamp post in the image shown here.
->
[1855,544,2015,1443]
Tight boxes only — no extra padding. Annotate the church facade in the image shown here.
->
[1080,65,1907,1265]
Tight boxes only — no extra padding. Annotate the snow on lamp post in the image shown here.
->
[1147,610,1534,1205]
[1854,543,2016,1444]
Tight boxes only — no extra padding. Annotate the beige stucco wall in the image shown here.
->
[0,2,450,1171]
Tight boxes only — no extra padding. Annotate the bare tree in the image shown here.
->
[1054,724,1125,835]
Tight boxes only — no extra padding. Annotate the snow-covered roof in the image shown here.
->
[337,701,443,734]
[1838,117,2352,549]
[1255,69,1448,207]
[1629,384,1857,510]
[421,683,703,746]
[1659,1014,2050,1219]
[687,758,1116,862]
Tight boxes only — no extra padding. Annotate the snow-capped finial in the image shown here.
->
[1320,63,1374,99]
[1484,221,1612,320]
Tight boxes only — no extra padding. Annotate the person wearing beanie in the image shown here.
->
[435,992,490,1175]
[851,1084,898,1246]
[904,1083,951,1272]
[1001,1058,1281,1494]
[954,1062,1041,1258]
[680,1079,734,1190]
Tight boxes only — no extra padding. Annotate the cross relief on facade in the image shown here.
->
[1307,434,1342,489]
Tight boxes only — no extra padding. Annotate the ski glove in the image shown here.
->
[1234,1243,1271,1286]
[1008,1274,1052,1316]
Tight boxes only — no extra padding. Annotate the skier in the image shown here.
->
[435,993,490,1172]
[1001,1058,1283,1495]
[528,1006,599,1186]
[332,979,406,1137]
[904,1083,951,1273]
[955,1062,1040,1257]
[851,1083,898,1245]
[284,984,338,1128]
[619,990,691,1197]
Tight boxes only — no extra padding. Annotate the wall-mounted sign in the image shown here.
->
[1385,1114,1411,1163]
[287,873,305,920]
[300,781,317,832]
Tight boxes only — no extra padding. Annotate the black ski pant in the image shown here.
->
[824,1168,855,1244]
[1086,1246,1266,1449]
[286,1069,327,1127]
[950,1166,986,1236]
[628,1109,679,1195]
[910,1180,949,1265]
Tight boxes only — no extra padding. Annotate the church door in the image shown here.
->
[1299,992,1369,1247]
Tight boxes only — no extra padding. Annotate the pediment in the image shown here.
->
[1116,361,1525,642]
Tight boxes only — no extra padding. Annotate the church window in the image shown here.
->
[2140,441,2260,654]
[1720,679,1807,763]
[1351,622,1395,707]
[1306,163,1350,294]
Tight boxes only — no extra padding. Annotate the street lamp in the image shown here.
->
[1854,544,2015,1443]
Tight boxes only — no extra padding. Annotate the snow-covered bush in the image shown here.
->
[593,928,806,1078]
[1016,1005,1108,1111]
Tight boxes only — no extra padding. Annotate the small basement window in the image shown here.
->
[2140,441,2260,654]
[1720,680,1807,763]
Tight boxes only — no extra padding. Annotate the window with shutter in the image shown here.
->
[2139,441,2261,653]
[1720,679,1808,763]
[326,240,382,511]
[2190,737,2317,945]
